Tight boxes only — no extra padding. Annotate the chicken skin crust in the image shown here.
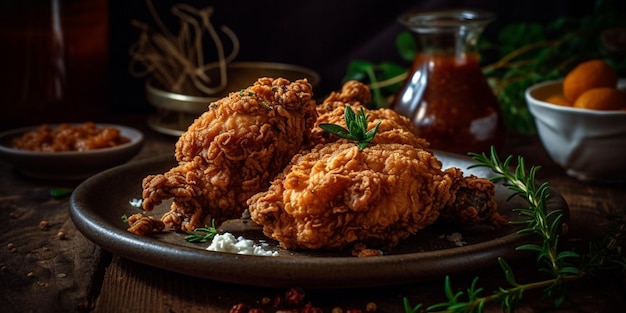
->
[141,77,317,231]
[307,81,430,150]
[248,141,463,250]
[315,80,372,115]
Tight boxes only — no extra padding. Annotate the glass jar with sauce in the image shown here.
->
[393,9,505,155]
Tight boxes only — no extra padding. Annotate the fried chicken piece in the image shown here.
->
[142,77,317,231]
[126,213,166,236]
[248,140,481,250]
[307,81,429,149]
[439,175,508,227]
[315,80,372,115]
[310,81,506,229]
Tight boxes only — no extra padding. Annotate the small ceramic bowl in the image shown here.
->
[0,124,143,180]
[526,79,626,182]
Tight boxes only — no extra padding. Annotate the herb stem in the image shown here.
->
[403,145,625,312]
[483,38,565,73]
[368,71,408,89]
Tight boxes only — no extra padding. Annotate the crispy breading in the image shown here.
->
[138,78,506,249]
[248,141,463,250]
[307,81,429,149]
[316,80,372,114]
[438,174,508,227]
[141,77,317,231]
[248,77,507,250]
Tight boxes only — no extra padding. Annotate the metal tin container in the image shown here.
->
[146,62,320,136]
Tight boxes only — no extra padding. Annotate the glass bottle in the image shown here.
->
[393,9,505,155]
[0,0,109,129]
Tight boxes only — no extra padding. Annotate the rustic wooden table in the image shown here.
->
[1,116,625,313]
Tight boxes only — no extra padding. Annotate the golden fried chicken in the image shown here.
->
[247,140,504,250]
[142,77,317,231]
[438,174,508,227]
[315,80,372,115]
[307,81,429,149]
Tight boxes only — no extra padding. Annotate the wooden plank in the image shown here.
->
[0,171,102,312]
[3,128,626,313]
[94,254,444,313]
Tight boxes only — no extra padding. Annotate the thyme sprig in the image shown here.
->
[319,106,381,150]
[184,219,218,243]
[403,146,626,312]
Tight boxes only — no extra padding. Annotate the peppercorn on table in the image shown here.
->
[1,115,625,313]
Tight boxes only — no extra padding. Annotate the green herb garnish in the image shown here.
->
[402,146,626,312]
[184,219,218,243]
[319,106,381,150]
[238,90,255,97]
[50,188,73,198]
[342,0,625,134]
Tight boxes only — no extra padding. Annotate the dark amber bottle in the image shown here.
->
[393,9,505,155]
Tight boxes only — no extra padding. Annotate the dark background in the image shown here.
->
[0,0,602,129]
[109,0,592,113]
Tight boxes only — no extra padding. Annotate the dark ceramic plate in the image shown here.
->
[69,151,568,288]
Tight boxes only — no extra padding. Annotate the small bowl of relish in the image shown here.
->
[0,122,143,180]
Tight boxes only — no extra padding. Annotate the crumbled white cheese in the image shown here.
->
[129,198,143,207]
[207,232,278,256]
[444,232,467,247]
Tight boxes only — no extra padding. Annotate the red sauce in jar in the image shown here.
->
[394,53,505,154]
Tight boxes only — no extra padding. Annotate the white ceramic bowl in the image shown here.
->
[526,79,626,182]
[0,124,143,180]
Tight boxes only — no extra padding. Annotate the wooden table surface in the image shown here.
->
[1,116,625,313]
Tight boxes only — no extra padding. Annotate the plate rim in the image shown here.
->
[69,152,568,288]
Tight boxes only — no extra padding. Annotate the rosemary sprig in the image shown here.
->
[318,106,381,150]
[184,219,218,243]
[402,146,625,312]
[470,147,580,286]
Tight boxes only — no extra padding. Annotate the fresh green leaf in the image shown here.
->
[319,106,380,150]
[402,298,422,313]
[50,187,73,198]
[378,62,407,93]
[343,60,375,82]
[395,31,416,62]
[318,124,354,140]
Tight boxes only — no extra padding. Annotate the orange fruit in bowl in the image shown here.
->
[573,87,626,110]
[562,59,618,102]
[544,94,572,106]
